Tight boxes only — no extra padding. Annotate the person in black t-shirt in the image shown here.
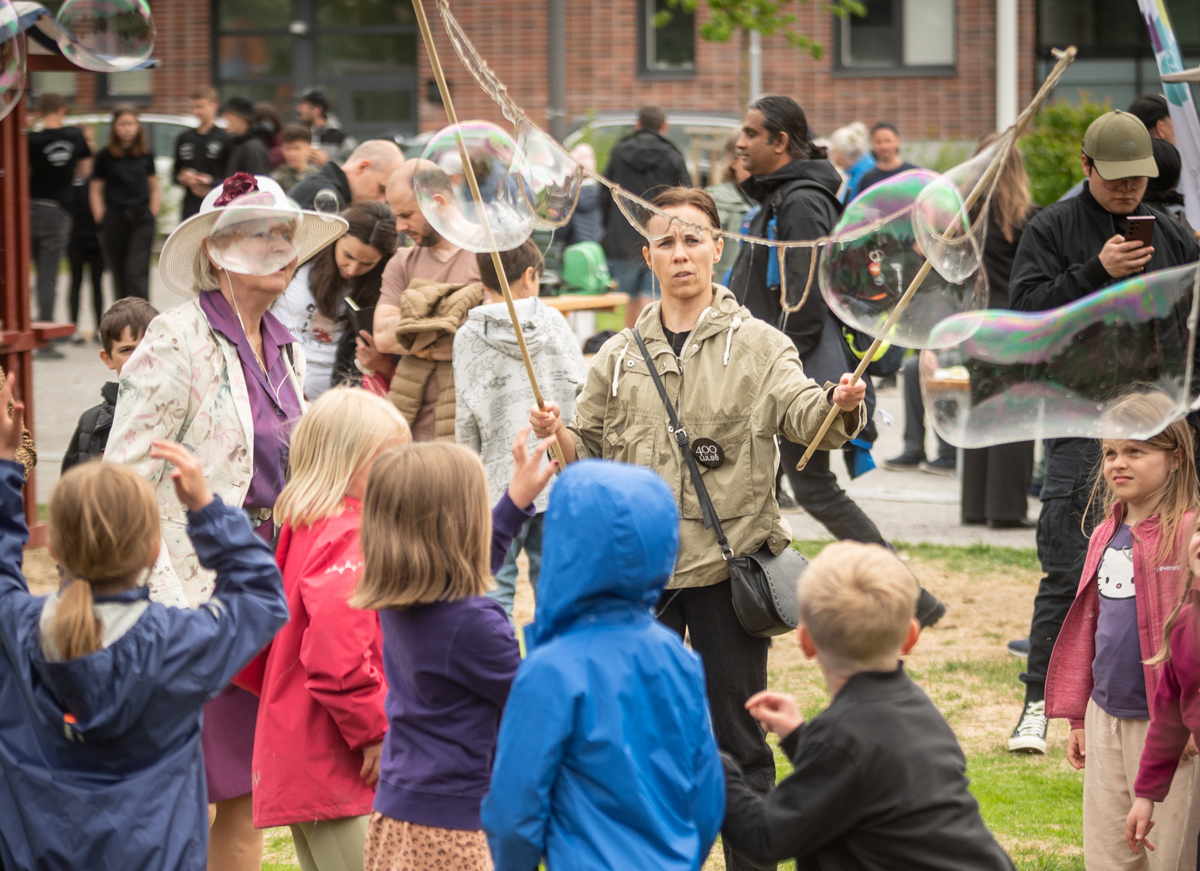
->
[173,86,230,220]
[28,93,91,344]
[90,106,158,301]
[68,126,105,344]
[855,122,919,193]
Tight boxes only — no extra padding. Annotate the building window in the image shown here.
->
[96,69,154,106]
[639,0,695,79]
[836,0,955,73]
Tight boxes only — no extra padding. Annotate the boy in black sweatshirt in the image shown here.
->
[61,297,158,473]
[721,542,1015,871]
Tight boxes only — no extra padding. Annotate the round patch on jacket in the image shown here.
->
[692,438,725,469]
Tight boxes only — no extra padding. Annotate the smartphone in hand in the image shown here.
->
[1123,215,1155,248]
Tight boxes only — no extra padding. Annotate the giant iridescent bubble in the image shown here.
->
[207,192,301,276]
[514,119,581,229]
[55,0,155,72]
[919,264,1199,449]
[0,0,24,125]
[818,169,988,349]
[911,140,1000,285]
[415,122,533,254]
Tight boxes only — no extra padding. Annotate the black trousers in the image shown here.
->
[961,441,1035,524]
[658,580,774,871]
[68,241,105,328]
[778,438,887,546]
[1022,493,1093,701]
[903,355,954,461]
[100,206,153,301]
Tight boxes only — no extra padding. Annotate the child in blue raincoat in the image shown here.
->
[482,460,725,871]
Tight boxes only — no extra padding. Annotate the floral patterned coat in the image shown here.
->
[106,297,306,608]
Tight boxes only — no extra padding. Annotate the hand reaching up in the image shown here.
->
[0,376,24,464]
[506,425,558,510]
[745,691,804,741]
[149,440,214,513]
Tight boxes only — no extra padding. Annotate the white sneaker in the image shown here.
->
[1008,700,1047,754]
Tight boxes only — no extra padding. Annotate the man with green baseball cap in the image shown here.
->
[999,108,1197,758]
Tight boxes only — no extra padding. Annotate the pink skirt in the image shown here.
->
[202,684,258,802]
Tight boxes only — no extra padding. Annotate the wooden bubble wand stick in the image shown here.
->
[794,45,1079,471]
[411,0,567,469]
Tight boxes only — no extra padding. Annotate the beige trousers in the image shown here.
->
[1084,698,1200,871]
[289,815,371,871]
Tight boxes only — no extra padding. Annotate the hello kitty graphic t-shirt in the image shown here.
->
[1091,524,1149,719]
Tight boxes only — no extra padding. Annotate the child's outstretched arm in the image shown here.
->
[481,659,574,871]
[151,440,288,701]
[492,428,556,572]
[1133,656,1192,809]
[0,385,40,679]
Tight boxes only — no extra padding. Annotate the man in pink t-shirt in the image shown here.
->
[373,159,481,440]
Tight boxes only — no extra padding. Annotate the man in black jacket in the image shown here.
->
[597,106,691,327]
[1006,109,1199,754]
[287,139,403,210]
[728,97,893,553]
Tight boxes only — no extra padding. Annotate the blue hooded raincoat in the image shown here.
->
[0,460,288,871]
[481,460,724,871]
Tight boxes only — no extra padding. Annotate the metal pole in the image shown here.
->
[749,30,762,102]
[995,0,1018,129]
[547,0,567,141]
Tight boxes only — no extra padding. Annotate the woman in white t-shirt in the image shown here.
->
[276,200,397,399]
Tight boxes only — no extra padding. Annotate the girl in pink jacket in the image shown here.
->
[1045,393,1200,869]
[246,388,410,871]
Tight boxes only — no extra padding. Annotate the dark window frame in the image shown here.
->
[832,0,957,78]
[637,0,697,80]
[93,72,154,108]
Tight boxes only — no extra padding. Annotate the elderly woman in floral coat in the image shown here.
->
[106,173,346,871]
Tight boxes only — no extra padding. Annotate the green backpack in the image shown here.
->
[561,242,612,294]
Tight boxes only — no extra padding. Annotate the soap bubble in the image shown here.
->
[912,140,999,285]
[313,188,340,219]
[614,187,713,243]
[415,122,533,254]
[920,264,1199,449]
[55,0,155,72]
[207,192,302,276]
[438,2,522,124]
[0,0,24,125]
[514,120,581,229]
[818,169,987,349]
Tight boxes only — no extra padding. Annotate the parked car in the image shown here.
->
[564,112,742,186]
[59,113,209,237]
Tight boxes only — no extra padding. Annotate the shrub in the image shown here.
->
[1019,93,1110,206]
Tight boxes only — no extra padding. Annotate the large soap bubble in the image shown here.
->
[818,169,987,349]
[514,120,581,229]
[920,264,1199,449]
[437,0,522,124]
[55,0,155,72]
[0,0,24,125]
[207,192,302,276]
[416,122,533,254]
[912,140,999,285]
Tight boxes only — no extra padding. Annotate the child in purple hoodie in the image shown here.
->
[351,430,556,871]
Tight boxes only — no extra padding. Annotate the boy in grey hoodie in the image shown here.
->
[453,241,587,616]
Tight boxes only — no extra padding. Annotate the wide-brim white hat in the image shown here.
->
[159,174,349,296]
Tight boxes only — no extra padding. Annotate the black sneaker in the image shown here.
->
[34,346,64,360]
[1007,638,1030,658]
[883,452,924,471]
[919,457,956,476]
[1008,700,1047,753]
[70,331,86,346]
[776,489,799,510]
[916,587,947,628]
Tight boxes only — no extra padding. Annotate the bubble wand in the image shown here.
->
[411,0,567,469]
[793,46,1079,471]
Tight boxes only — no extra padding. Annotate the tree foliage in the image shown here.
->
[659,0,864,59]
[1019,94,1111,207]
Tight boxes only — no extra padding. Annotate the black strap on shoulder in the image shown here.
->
[630,329,730,556]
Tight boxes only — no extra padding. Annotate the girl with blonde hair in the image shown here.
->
[1046,391,1200,868]
[242,388,410,871]
[0,377,286,871]
[355,431,555,871]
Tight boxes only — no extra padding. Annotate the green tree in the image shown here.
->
[1019,94,1110,206]
[660,0,864,110]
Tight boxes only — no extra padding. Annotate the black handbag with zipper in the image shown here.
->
[631,328,803,638]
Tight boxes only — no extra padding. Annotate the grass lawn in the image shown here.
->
[21,539,1082,870]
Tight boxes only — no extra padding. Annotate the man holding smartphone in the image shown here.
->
[1002,110,1199,756]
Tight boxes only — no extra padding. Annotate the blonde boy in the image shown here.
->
[720,542,1015,871]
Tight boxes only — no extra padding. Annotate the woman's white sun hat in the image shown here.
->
[158,173,349,296]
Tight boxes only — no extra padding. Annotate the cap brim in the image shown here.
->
[1092,155,1159,181]
[1163,67,1200,83]
[159,210,349,296]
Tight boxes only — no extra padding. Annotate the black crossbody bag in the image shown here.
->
[631,329,803,638]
